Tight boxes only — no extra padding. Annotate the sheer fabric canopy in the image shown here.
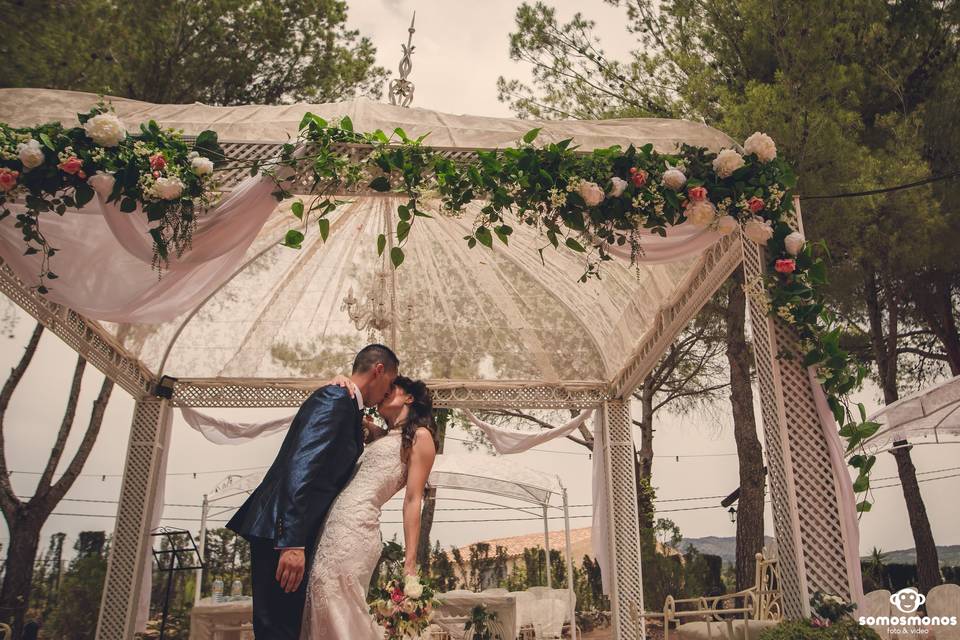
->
[0,88,736,387]
[864,375,960,453]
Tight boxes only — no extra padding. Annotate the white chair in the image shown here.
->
[483,587,510,595]
[433,615,470,640]
[927,584,960,640]
[211,621,254,640]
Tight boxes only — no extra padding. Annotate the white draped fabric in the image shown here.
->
[604,222,723,264]
[863,374,960,453]
[462,410,593,454]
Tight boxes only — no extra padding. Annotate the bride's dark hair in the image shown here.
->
[392,376,437,460]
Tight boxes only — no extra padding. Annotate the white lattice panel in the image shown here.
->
[171,378,609,410]
[0,262,154,398]
[96,399,169,640]
[741,235,854,618]
[604,399,644,640]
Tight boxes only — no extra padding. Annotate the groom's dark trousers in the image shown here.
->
[226,385,363,640]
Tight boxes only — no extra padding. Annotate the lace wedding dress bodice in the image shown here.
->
[301,431,407,639]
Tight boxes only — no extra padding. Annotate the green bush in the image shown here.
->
[758,619,881,640]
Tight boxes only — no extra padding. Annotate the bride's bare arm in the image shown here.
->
[402,427,437,577]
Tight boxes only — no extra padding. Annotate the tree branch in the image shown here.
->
[35,356,86,495]
[0,323,44,514]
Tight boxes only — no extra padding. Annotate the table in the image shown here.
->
[189,597,252,640]
[435,590,538,640]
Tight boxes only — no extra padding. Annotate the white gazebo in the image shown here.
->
[0,88,864,640]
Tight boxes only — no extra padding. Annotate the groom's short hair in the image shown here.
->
[353,344,400,374]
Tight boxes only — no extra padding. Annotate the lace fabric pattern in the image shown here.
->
[300,431,407,639]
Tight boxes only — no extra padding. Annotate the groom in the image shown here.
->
[227,344,399,640]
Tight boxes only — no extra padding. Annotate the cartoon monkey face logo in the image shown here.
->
[890,587,926,613]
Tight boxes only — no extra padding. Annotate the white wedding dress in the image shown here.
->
[301,430,408,639]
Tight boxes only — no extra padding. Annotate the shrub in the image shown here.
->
[758,619,881,640]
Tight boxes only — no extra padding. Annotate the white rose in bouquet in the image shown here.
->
[17,139,45,169]
[662,164,687,190]
[609,176,628,198]
[784,231,806,256]
[716,215,739,236]
[578,180,605,207]
[403,577,424,599]
[154,176,184,200]
[88,171,116,196]
[83,113,126,147]
[744,132,777,162]
[684,200,717,227]
[191,155,214,176]
[712,149,745,178]
[744,217,774,245]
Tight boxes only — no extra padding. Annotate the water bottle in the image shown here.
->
[212,577,224,603]
[231,579,243,598]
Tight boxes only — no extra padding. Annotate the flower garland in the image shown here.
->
[0,103,224,292]
[270,115,878,511]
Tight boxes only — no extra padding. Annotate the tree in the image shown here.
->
[0,0,388,105]
[0,324,115,635]
[45,531,109,640]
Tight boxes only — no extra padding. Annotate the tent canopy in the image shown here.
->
[0,88,737,388]
[428,453,564,506]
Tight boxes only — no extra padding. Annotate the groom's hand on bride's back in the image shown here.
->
[276,548,306,592]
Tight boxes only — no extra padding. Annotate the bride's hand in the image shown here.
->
[327,374,356,397]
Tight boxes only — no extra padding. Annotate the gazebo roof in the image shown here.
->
[0,89,743,406]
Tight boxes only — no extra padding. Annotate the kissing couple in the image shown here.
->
[227,344,438,639]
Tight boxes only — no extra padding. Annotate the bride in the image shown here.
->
[300,376,438,639]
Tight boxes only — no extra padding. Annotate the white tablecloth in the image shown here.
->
[189,597,252,640]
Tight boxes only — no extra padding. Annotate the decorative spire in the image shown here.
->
[388,12,417,107]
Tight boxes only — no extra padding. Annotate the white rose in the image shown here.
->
[716,215,739,236]
[744,132,777,162]
[578,180,605,207]
[744,216,774,245]
[88,171,116,196]
[712,148,745,178]
[784,231,805,256]
[154,176,184,200]
[662,166,687,190]
[17,139,45,170]
[404,580,424,599]
[609,177,628,198]
[83,113,127,147]
[191,156,214,176]
[685,200,716,227]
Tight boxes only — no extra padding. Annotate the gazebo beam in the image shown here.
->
[0,261,155,397]
[609,233,743,400]
[170,377,610,410]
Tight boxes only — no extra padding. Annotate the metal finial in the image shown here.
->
[388,12,416,107]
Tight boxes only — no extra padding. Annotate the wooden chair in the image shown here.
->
[210,621,254,640]
[0,623,10,640]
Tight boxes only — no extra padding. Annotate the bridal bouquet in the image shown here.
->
[369,574,438,639]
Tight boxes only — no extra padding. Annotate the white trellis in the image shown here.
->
[0,90,862,640]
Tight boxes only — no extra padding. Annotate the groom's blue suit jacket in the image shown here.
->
[227,385,364,549]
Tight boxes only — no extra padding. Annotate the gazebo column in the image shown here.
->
[96,397,172,640]
[600,399,645,640]
[741,231,860,618]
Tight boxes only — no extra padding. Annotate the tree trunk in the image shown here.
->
[910,270,960,375]
[864,271,941,593]
[416,413,447,570]
[0,509,43,636]
[726,269,765,591]
[636,378,655,481]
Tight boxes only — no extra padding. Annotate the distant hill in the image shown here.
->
[681,537,960,567]
[866,545,960,566]
[681,536,775,564]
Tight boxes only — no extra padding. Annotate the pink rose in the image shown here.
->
[774,258,796,274]
[149,153,167,171]
[58,156,83,175]
[687,186,708,201]
[629,167,648,188]
[0,168,19,191]
[391,588,405,604]
[747,196,765,214]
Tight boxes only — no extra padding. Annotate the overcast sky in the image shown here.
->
[2,0,958,569]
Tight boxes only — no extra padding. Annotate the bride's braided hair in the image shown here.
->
[392,376,438,461]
